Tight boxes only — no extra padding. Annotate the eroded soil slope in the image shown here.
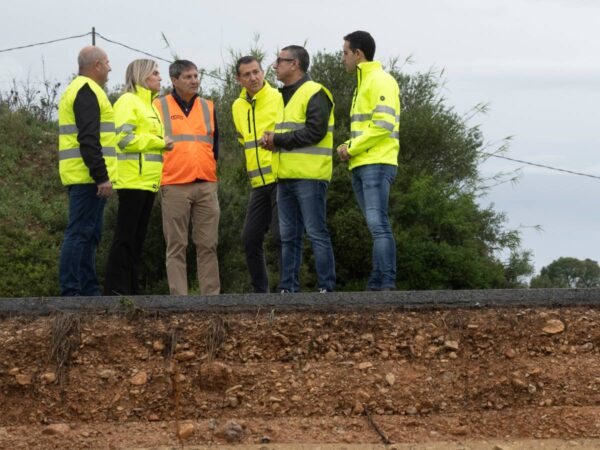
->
[1,307,599,448]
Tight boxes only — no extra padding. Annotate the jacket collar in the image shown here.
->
[240,80,275,102]
[356,61,382,86]
[134,84,158,102]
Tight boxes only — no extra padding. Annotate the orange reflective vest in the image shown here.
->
[153,94,217,185]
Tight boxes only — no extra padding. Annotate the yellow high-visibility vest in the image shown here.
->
[275,80,334,181]
[58,75,117,185]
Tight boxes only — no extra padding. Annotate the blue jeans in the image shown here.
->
[59,184,106,296]
[277,179,336,292]
[351,164,397,290]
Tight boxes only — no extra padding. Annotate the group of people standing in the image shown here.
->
[57,30,400,297]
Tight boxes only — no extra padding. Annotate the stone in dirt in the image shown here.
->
[42,424,70,436]
[40,372,56,383]
[98,369,116,380]
[543,319,565,334]
[152,340,165,352]
[358,362,373,370]
[385,373,396,386]
[130,370,148,385]
[177,422,195,440]
[15,373,32,386]
[175,350,196,361]
[216,419,244,443]
[444,340,459,351]
[198,361,233,391]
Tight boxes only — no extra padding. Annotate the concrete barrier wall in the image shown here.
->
[1,288,600,316]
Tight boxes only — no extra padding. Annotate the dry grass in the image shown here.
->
[49,313,81,388]
[205,316,227,360]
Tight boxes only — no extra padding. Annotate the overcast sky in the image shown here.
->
[2,0,600,275]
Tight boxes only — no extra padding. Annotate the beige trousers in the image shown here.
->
[160,182,220,295]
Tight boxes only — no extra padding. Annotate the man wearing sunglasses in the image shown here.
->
[261,45,336,293]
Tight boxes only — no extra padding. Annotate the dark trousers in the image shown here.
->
[104,189,156,295]
[242,184,281,293]
[59,184,106,296]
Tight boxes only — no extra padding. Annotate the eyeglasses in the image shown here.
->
[275,57,295,65]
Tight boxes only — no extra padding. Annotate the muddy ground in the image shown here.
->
[1,306,599,449]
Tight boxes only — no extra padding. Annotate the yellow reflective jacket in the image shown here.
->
[113,85,166,192]
[275,81,334,181]
[232,81,283,188]
[58,76,117,185]
[347,61,400,170]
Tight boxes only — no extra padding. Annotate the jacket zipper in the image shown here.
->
[248,99,265,185]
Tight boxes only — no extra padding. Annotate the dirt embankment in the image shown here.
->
[1,307,600,449]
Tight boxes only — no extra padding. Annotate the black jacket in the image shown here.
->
[273,75,332,150]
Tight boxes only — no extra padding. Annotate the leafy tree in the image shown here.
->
[530,257,600,288]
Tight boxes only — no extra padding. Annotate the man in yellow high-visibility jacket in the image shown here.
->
[57,46,116,296]
[338,31,400,291]
[232,56,283,293]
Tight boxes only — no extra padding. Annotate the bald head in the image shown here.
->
[77,46,111,86]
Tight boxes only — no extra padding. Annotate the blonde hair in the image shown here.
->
[124,59,158,93]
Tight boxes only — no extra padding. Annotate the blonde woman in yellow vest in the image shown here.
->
[262,45,336,293]
[104,59,173,295]
[57,46,116,296]
[232,55,283,293]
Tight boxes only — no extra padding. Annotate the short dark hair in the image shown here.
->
[343,31,376,61]
[282,45,309,73]
[169,60,198,79]
[236,55,262,76]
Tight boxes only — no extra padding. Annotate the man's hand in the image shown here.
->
[261,131,275,150]
[96,180,113,198]
[337,144,350,162]
[164,136,174,151]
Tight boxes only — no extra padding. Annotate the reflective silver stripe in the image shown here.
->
[275,122,304,131]
[396,114,400,123]
[59,124,78,134]
[285,147,332,156]
[172,134,214,144]
[102,147,116,157]
[372,120,395,132]
[275,123,333,132]
[351,113,371,122]
[158,97,172,136]
[244,141,258,149]
[352,130,398,139]
[373,105,396,116]
[100,122,115,132]
[118,134,135,149]
[248,166,273,178]
[116,123,136,134]
[199,98,212,135]
[59,122,115,135]
[145,154,163,162]
[59,146,115,160]
[118,153,140,160]
[58,148,82,160]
